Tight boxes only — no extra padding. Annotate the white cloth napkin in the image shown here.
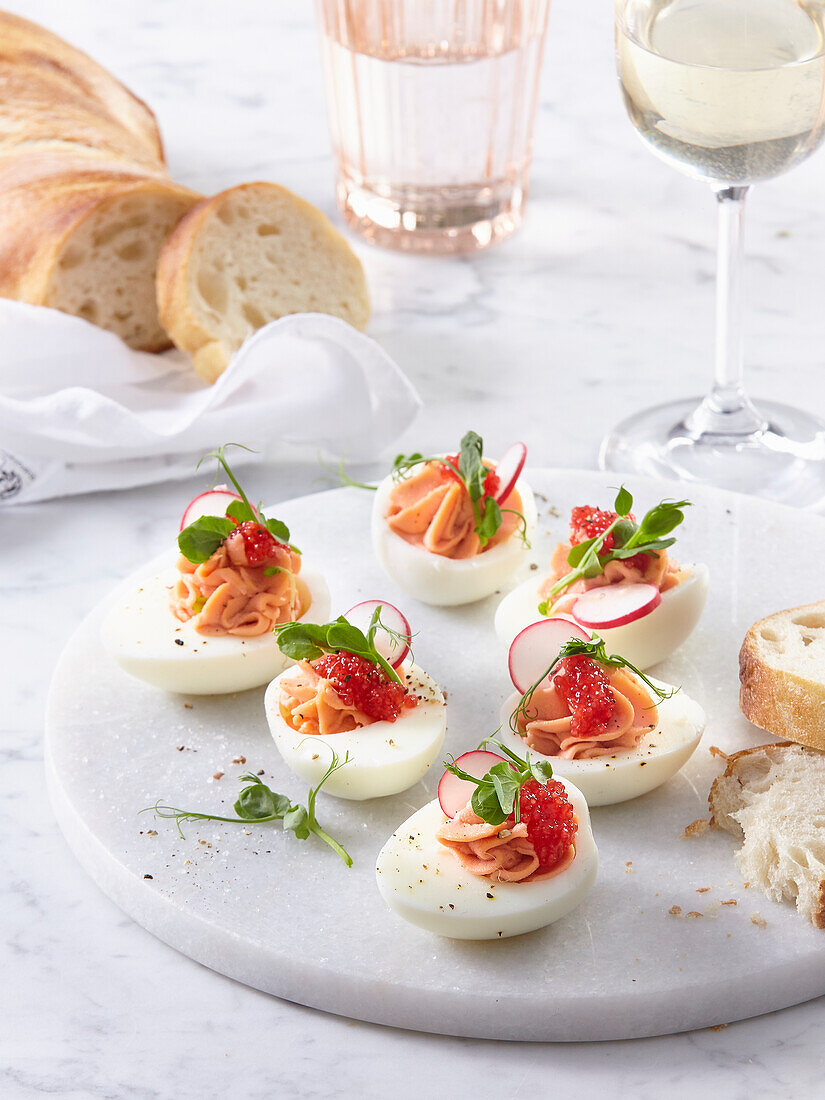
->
[0,302,421,505]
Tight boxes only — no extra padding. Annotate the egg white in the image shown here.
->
[375,780,598,940]
[494,563,709,669]
[264,662,446,800]
[498,677,705,807]
[371,469,538,607]
[100,551,330,695]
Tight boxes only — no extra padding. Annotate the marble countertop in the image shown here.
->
[4,0,825,1095]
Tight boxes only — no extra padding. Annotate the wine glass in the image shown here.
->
[603,0,825,505]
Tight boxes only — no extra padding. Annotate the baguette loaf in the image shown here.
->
[709,742,825,928]
[0,12,200,350]
[156,182,370,382]
[739,600,825,751]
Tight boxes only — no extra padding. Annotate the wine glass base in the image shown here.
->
[599,397,825,509]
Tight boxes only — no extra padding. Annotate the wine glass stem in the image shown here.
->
[687,185,767,437]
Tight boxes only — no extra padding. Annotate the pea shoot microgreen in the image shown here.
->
[443,737,554,826]
[142,751,353,866]
[509,635,679,734]
[538,487,691,613]
[273,605,409,685]
[177,444,296,564]
[324,456,378,492]
[390,430,529,549]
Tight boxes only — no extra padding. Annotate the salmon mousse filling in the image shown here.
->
[277,653,417,737]
[495,486,708,668]
[538,488,691,617]
[370,433,537,607]
[375,756,597,940]
[513,655,658,760]
[173,446,309,637]
[436,741,578,882]
[267,604,447,801]
[385,431,529,559]
[497,627,704,808]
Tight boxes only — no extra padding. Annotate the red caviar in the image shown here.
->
[519,778,578,871]
[440,453,500,499]
[312,652,415,723]
[230,520,284,566]
[554,655,615,738]
[569,506,620,551]
[569,505,647,571]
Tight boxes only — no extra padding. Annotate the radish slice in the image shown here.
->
[508,617,591,694]
[494,442,527,503]
[344,600,412,669]
[180,485,242,531]
[572,583,662,630]
[438,750,508,818]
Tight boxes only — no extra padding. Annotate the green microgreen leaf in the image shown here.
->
[177,515,235,564]
[177,444,297,563]
[141,751,353,866]
[443,736,553,828]
[614,485,634,516]
[226,499,257,524]
[541,489,691,606]
[273,608,408,686]
[387,432,531,550]
[265,517,291,544]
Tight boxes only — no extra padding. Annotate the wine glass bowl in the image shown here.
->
[603,0,825,506]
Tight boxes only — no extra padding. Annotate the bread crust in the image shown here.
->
[739,603,825,751]
[0,11,163,162]
[156,181,371,382]
[0,12,201,349]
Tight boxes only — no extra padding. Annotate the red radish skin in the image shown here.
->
[438,751,508,818]
[344,600,412,670]
[494,442,527,504]
[508,617,591,694]
[180,486,242,531]
[571,583,662,630]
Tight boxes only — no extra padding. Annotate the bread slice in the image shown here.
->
[739,601,825,751]
[709,742,825,927]
[156,182,370,382]
[0,170,200,351]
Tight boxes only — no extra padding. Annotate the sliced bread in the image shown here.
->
[156,181,371,383]
[739,600,825,751]
[0,170,200,351]
[709,742,825,928]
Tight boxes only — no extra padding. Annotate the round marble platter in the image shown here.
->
[45,469,825,1041]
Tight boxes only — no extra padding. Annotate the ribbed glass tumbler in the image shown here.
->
[316,0,551,252]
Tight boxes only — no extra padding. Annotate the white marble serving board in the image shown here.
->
[45,469,825,1041]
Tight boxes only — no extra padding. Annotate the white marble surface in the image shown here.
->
[5,0,825,1094]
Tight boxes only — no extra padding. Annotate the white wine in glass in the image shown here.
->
[603,0,825,505]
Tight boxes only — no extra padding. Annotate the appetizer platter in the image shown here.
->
[45,452,825,1041]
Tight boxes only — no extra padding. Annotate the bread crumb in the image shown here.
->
[710,1024,727,1032]
[751,912,767,928]
[696,887,710,893]
[686,911,703,919]
[669,905,682,917]
[721,899,738,906]
[682,818,709,838]
[212,771,224,780]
